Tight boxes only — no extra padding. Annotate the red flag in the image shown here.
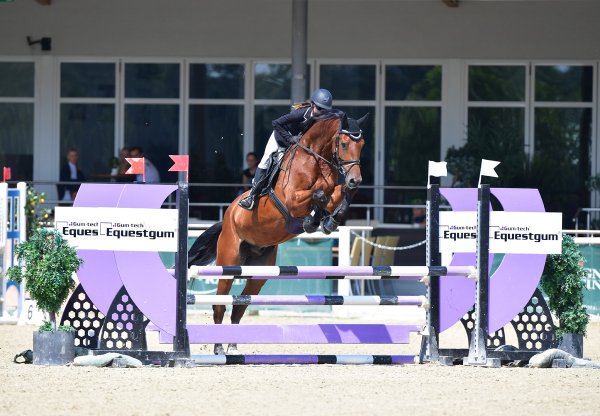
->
[125,158,145,175]
[3,167,11,182]
[169,155,189,182]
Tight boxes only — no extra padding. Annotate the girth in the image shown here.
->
[267,189,304,235]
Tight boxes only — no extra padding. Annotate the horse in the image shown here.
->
[188,110,366,355]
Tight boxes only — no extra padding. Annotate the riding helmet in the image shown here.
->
[310,88,333,110]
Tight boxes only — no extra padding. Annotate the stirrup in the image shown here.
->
[239,195,255,210]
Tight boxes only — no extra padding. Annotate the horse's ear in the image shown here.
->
[357,113,370,126]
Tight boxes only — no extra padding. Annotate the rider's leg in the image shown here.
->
[257,132,279,170]
[239,132,278,210]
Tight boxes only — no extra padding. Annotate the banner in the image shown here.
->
[55,207,178,252]
[578,246,600,316]
[439,211,562,254]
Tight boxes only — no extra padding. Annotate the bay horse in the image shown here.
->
[188,110,366,355]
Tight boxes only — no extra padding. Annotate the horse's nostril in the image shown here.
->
[347,177,361,188]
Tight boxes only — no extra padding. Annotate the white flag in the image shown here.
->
[428,161,447,178]
[480,159,500,178]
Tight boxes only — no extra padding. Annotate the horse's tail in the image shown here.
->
[188,221,223,267]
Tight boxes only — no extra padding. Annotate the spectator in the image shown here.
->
[57,148,85,201]
[115,146,135,183]
[411,199,426,227]
[129,146,160,183]
[242,152,259,191]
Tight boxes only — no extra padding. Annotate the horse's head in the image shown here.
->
[300,110,366,190]
[334,113,367,190]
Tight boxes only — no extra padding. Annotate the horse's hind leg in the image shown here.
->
[226,245,277,355]
[213,279,233,355]
[213,224,241,355]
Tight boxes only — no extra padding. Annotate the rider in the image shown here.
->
[238,88,333,210]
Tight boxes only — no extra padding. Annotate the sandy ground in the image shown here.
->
[1,314,600,416]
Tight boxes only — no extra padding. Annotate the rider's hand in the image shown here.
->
[291,135,300,144]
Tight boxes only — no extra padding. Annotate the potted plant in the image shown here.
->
[7,228,83,365]
[540,234,589,358]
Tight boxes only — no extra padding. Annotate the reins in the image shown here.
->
[294,130,361,179]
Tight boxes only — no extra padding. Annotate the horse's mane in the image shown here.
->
[304,109,365,142]
[304,109,346,141]
[313,108,345,122]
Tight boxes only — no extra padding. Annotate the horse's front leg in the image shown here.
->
[321,186,357,234]
[213,279,233,355]
[302,189,328,233]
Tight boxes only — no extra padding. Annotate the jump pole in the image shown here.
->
[185,265,474,279]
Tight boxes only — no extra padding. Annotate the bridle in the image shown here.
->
[295,128,362,179]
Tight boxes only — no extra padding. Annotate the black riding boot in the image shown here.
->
[239,168,266,210]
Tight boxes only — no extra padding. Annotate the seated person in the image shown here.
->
[129,146,160,183]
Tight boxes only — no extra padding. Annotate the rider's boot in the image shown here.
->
[239,168,266,210]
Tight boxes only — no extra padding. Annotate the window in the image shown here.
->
[188,63,245,218]
[123,62,181,183]
[255,63,294,100]
[320,64,377,218]
[532,65,594,223]
[125,63,179,99]
[190,64,244,99]
[465,65,527,188]
[59,62,116,181]
[254,104,289,154]
[383,64,442,223]
[61,63,115,98]
[123,104,179,182]
[60,104,115,179]
[0,62,35,180]
[469,65,525,102]
[320,64,376,101]
[253,63,311,153]
[463,63,595,226]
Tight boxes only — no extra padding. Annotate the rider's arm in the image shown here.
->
[272,108,305,147]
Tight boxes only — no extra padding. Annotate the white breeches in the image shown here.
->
[258,132,281,169]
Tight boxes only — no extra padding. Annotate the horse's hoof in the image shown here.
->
[226,344,240,355]
[214,344,226,355]
[303,216,319,233]
[322,216,339,234]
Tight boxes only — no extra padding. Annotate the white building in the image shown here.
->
[1,0,599,223]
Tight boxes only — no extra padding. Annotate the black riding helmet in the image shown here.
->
[310,88,333,110]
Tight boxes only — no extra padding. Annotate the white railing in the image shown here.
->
[564,229,600,245]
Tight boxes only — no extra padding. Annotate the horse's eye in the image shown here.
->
[341,142,347,150]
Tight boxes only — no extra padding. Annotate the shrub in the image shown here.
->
[540,234,589,337]
[7,228,83,330]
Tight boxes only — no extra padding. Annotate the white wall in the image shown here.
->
[0,0,599,59]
